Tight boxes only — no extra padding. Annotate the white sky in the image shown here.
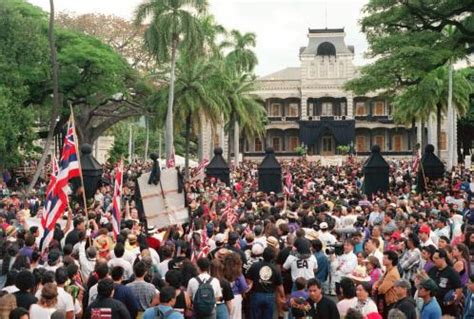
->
[27,0,369,76]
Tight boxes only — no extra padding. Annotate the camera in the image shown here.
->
[325,242,344,256]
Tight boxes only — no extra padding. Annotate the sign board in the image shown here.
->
[138,168,188,229]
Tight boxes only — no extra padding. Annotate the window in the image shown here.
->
[374,135,385,151]
[255,138,263,152]
[393,135,403,151]
[355,102,367,116]
[270,103,281,117]
[439,132,447,150]
[308,103,314,116]
[289,136,299,151]
[321,102,333,116]
[272,138,281,152]
[356,136,367,152]
[340,102,347,116]
[288,103,299,117]
[374,101,385,116]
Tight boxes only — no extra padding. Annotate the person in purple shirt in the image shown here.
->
[223,252,248,319]
[288,278,310,319]
[18,233,35,261]
[421,246,436,273]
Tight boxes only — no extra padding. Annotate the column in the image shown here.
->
[427,113,437,147]
[347,94,354,119]
[300,92,308,120]
[416,120,423,149]
[453,105,458,166]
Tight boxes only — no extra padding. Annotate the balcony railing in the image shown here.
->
[354,115,393,123]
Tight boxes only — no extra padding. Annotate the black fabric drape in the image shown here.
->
[299,119,355,146]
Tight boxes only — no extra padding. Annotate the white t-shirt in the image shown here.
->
[187,273,223,301]
[29,304,56,319]
[333,252,357,283]
[108,257,133,279]
[158,259,171,278]
[337,297,357,317]
[283,254,318,281]
[35,286,80,315]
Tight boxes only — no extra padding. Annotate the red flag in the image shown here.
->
[412,153,420,174]
[40,117,80,252]
[111,161,123,239]
[284,172,293,195]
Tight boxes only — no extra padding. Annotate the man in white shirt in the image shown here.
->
[318,222,336,252]
[108,243,133,280]
[365,237,384,268]
[187,257,223,319]
[433,217,451,241]
[283,239,318,282]
[331,240,357,297]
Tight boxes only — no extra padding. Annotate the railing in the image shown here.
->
[354,115,394,123]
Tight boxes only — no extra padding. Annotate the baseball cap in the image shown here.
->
[215,233,226,244]
[394,279,411,290]
[320,222,328,230]
[419,279,438,292]
[391,231,402,241]
[419,224,431,234]
[251,243,264,256]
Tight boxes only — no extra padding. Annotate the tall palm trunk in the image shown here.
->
[184,112,192,179]
[233,119,239,166]
[28,0,60,193]
[436,103,442,157]
[165,36,178,161]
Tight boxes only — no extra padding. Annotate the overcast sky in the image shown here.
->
[27,0,369,76]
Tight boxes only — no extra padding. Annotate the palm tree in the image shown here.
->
[220,67,266,165]
[151,55,224,177]
[225,30,258,73]
[134,0,207,161]
[393,66,473,155]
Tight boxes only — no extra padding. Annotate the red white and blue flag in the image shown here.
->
[40,117,80,252]
[284,172,294,195]
[111,161,123,239]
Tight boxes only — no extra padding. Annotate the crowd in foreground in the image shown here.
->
[0,157,474,319]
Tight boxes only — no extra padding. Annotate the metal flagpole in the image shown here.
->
[68,104,89,217]
[128,124,133,163]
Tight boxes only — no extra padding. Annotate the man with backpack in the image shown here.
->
[187,257,222,319]
[143,286,183,319]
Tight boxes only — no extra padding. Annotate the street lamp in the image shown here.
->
[80,144,103,199]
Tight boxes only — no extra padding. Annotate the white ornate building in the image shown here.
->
[199,28,451,162]
[244,28,450,160]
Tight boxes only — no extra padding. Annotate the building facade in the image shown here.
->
[240,28,449,159]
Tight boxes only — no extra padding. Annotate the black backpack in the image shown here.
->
[154,307,176,319]
[193,277,216,316]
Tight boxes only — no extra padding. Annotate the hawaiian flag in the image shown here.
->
[222,203,238,225]
[111,161,123,239]
[412,153,420,174]
[283,171,294,195]
[166,146,175,168]
[40,117,80,252]
[45,155,59,196]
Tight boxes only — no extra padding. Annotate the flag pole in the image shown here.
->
[68,104,89,218]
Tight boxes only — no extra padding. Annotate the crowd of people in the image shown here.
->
[1,157,474,319]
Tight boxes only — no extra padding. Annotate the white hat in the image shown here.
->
[251,243,264,255]
[215,233,226,244]
[355,206,362,212]
[320,222,328,230]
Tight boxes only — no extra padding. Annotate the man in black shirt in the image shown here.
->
[393,279,417,319]
[306,278,340,319]
[65,217,85,247]
[84,278,131,319]
[14,270,37,310]
[247,247,285,319]
[428,248,462,317]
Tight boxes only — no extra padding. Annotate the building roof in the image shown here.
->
[308,28,345,34]
[258,67,301,81]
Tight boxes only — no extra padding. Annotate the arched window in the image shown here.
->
[317,42,336,56]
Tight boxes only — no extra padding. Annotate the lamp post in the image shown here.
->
[80,144,103,199]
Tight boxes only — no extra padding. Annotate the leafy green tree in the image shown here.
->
[225,30,258,73]
[134,0,208,162]
[392,67,473,153]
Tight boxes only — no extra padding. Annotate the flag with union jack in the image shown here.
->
[40,117,80,252]
[283,171,294,195]
[111,161,123,239]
